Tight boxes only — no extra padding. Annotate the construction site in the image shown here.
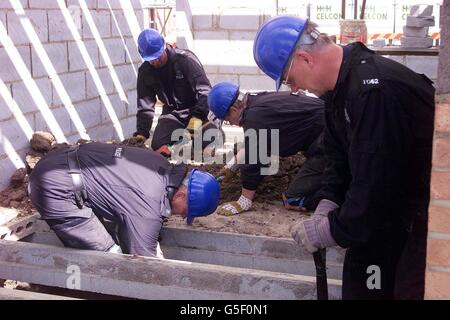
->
[0,0,450,303]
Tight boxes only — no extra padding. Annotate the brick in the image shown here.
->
[74,98,102,129]
[0,118,31,155]
[34,107,72,135]
[101,94,126,123]
[48,9,81,42]
[410,4,433,17]
[406,15,435,28]
[86,68,115,99]
[32,42,68,78]
[400,36,433,48]
[427,239,450,267]
[100,38,126,67]
[433,138,450,168]
[403,26,429,38]
[52,71,86,105]
[11,78,52,114]
[115,64,138,91]
[82,11,111,40]
[0,82,12,121]
[0,46,31,83]
[429,205,450,233]
[430,171,450,200]
[7,10,48,45]
[435,103,450,133]
[425,271,450,299]
[68,40,99,72]
[126,89,137,116]
[219,10,260,30]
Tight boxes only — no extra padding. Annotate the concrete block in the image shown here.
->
[82,11,111,40]
[34,107,73,135]
[194,30,229,41]
[126,89,137,116]
[385,55,406,65]
[68,40,99,72]
[0,83,12,121]
[0,46,31,83]
[29,0,61,9]
[403,26,429,38]
[66,0,96,9]
[11,78,53,114]
[97,0,122,9]
[0,240,342,300]
[401,35,433,48]
[372,38,386,48]
[32,42,69,78]
[74,98,102,129]
[48,9,81,42]
[101,94,126,123]
[118,116,136,138]
[0,0,27,9]
[193,14,213,30]
[100,38,126,67]
[0,158,18,190]
[410,4,433,17]
[239,74,276,91]
[7,10,48,45]
[406,55,438,80]
[219,10,260,30]
[0,208,20,225]
[208,74,239,86]
[124,37,142,64]
[87,124,115,141]
[0,287,80,300]
[52,71,86,105]
[86,68,115,99]
[115,64,138,91]
[0,212,38,241]
[406,15,435,28]
[111,11,132,38]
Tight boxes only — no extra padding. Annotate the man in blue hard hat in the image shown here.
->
[132,28,221,158]
[29,142,220,258]
[208,82,325,216]
[253,16,434,299]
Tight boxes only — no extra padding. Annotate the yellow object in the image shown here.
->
[187,117,203,131]
[216,201,244,216]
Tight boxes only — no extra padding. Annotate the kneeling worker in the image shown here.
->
[208,82,325,216]
[29,142,220,257]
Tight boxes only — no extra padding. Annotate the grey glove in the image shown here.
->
[289,199,339,253]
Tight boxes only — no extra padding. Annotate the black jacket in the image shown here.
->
[135,45,211,138]
[239,91,325,190]
[318,43,435,248]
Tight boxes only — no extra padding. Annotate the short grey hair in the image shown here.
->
[294,20,333,53]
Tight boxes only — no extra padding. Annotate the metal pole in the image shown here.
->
[342,0,346,19]
[354,0,358,19]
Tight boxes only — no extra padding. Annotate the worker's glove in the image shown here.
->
[187,117,203,132]
[216,195,252,216]
[123,134,147,145]
[290,199,339,253]
[107,244,122,254]
[155,144,171,158]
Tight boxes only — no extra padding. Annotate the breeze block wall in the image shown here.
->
[0,0,148,189]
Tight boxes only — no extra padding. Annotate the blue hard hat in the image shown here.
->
[138,28,165,61]
[207,82,240,120]
[186,169,221,225]
[253,16,308,90]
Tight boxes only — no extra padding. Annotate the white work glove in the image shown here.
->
[156,242,165,259]
[107,244,122,254]
[216,195,252,216]
[289,199,339,253]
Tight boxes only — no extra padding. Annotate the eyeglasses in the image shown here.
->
[282,58,295,87]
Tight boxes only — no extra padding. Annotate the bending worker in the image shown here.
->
[208,82,325,216]
[253,16,435,299]
[132,28,220,157]
[28,142,220,257]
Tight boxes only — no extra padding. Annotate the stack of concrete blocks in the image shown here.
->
[0,0,148,190]
[401,4,434,48]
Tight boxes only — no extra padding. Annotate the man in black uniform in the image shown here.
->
[254,17,435,299]
[208,82,325,216]
[133,28,220,157]
[28,142,220,257]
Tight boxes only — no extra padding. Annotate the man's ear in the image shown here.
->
[297,50,314,66]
